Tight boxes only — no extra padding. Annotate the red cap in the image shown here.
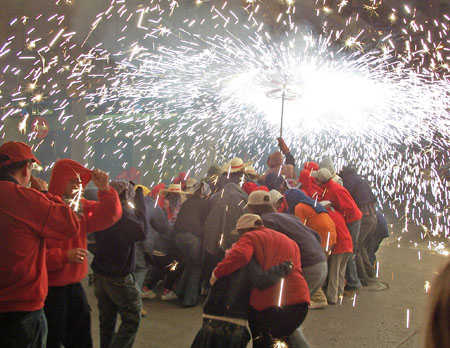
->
[0,141,41,167]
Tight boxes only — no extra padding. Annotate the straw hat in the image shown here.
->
[222,157,253,173]
[161,183,188,195]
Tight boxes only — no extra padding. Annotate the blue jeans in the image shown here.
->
[345,220,362,289]
[94,273,142,348]
[0,309,47,348]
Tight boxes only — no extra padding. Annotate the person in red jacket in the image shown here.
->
[211,214,310,348]
[311,167,364,290]
[0,142,81,348]
[44,159,122,348]
[319,201,354,304]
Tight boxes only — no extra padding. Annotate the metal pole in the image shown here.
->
[280,84,285,138]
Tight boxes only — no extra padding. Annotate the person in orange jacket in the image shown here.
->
[0,142,81,348]
[44,159,122,348]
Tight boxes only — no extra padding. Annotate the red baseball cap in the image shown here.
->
[0,141,41,167]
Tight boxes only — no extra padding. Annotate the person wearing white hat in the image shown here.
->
[217,157,252,190]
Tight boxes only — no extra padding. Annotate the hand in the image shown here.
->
[210,272,217,286]
[277,137,290,155]
[67,248,88,264]
[30,175,48,192]
[92,169,109,191]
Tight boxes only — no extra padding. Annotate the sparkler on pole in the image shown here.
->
[266,82,301,138]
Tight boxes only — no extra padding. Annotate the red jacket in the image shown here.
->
[320,180,362,224]
[299,162,323,198]
[0,180,80,312]
[214,227,310,311]
[327,209,353,255]
[46,160,122,287]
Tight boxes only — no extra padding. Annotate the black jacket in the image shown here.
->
[92,188,148,277]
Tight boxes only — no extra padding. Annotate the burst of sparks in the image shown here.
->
[424,281,430,293]
[168,260,179,271]
[69,173,83,213]
[272,339,288,348]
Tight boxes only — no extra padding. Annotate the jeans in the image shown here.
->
[44,282,92,348]
[345,220,362,289]
[94,273,142,348]
[0,309,47,348]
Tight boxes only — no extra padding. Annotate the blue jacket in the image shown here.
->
[339,168,376,207]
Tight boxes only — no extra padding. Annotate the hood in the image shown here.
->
[150,183,165,198]
[319,157,336,175]
[303,161,319,171]
[339,166,358,181]
[223,182,248,200]
[267,151,283,168]
[284,188,327,215]
[48,159,92,198]
[264,172,285,191]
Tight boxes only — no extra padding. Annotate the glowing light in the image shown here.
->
[278,278,285,307]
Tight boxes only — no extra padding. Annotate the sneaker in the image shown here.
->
[161,289,177,301]
[141,308,147,317]
[343,286,360,296]
[141,289,157,299]
[308,300,328,309]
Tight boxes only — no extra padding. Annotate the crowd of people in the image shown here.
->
[1,138,447,348]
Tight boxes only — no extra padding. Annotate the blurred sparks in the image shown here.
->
[0,0,449,248]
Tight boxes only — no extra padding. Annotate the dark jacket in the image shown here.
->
[204,258,292,320]
[260,212,326,268]
[285,188,328,214]
[174,197,210,238]
[203,183,248,254]
[339,167,377,207]
[92,188,148,277]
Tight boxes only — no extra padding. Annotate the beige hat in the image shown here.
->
[245,165,258,176]
[162,183,187,195]
[247,190,271,206]
[185,178,197,189]
[231,214,263,234]
[222,157,252,173]
[311,168,333,183]
[268,190,284,205]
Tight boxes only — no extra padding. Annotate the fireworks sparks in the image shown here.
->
[277,278,285,307]
[272,339,288,348]
[424,281,430,293]
[406,309,410,328]
[0,0,448,248]
[69,173,83,213]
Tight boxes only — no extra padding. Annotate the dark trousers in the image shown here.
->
[94,273,142,348]
[0,309,47,348]
[249,303,308,348]
[44,282,92,348]
[145,254,183,290]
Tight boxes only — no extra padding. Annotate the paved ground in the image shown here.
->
[83,220,449,348]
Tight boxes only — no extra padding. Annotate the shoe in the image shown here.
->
[141,289,157,299]
[360,277,370,286]
[141,308,147,317]
[161,290,177,301]
[308,300,328,309]
[343,286,360,296]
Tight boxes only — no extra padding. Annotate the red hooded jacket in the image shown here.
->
[214,227,310,311]
[0,178,80,312]
[299,162,323,197]
[46,159,122,286]
[327,208,353,255]
[320,180,362,224]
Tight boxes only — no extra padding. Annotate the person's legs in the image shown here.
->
[0,309,48,348]
[63,283,92,348]
[134,245,148,291]
[94,274,119,348]
[345,220,362,289]
[355,215,377,280]
[326,254,341,304]
[337,253,352,298]
[103,274,142,348]
[44,286,68,348]
[301,261,328,295]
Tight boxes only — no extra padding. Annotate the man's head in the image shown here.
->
[0,141,40,187]
[246,190,276,215]
[232,213,263,236]
[311,168,333,186]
